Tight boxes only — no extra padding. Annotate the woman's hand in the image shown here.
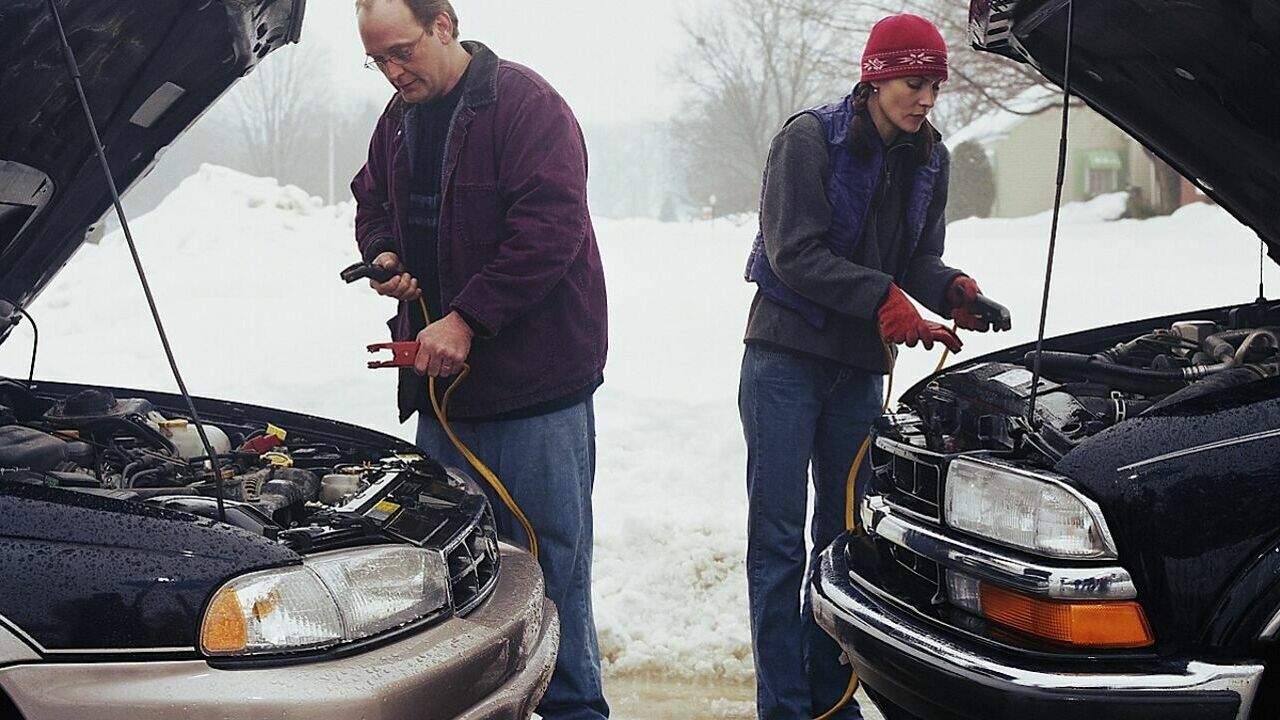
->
[878,283,961,353]
[947,275,990,332]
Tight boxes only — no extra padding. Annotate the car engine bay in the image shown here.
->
[900,309,1280,464]
[0,378,488,555]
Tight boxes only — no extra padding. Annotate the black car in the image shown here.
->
[0,2,556,718]
[812,1,1280,718]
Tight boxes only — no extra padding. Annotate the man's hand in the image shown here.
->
[947,275,990,332]
[414,312,474,377]
[370,252,422,302]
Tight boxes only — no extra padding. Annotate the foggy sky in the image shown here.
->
[301,0,689,126]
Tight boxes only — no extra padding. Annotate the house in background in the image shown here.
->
[948,87,1201,218]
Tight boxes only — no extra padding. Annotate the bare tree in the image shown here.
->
[671,0,1056,213]
[224,44,328,182]
[801,0,1057,135]
[670,0,864,213]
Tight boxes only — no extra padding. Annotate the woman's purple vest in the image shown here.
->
[744,94,944,328]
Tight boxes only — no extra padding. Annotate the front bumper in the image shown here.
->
[0,544,558,720]
[812,541,1264,720]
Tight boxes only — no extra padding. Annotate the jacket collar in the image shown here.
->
[853,105,915,152]
[459,40,499,109]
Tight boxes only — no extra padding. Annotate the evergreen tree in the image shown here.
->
[948,140,996,220]
[658,195,678,222]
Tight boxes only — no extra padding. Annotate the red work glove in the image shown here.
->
[947,275,989,332]
[877,284,962,353]
[925,321,963,353]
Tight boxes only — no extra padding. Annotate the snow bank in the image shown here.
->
[4,166,1277,682]
[10,165,389,433]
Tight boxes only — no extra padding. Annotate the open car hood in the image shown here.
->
[0,0,304,331]
[970,0,1280,264]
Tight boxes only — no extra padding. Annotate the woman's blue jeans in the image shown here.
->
[739,344,883,720]
[416,399,608,720]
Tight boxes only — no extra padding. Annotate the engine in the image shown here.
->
[0,381,433,537]
[906,319,1280,463]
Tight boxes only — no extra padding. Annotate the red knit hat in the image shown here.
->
[860,14,949,83]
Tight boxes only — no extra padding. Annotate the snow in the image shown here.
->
[1029,190,1128,224]
[4,165,1278,682]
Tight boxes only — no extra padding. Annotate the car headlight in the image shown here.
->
[943,458,1117,559]
[201,546,451,656]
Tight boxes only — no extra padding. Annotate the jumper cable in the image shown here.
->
[346,262,540,559]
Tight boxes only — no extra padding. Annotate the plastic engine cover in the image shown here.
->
[912,362,1093,454]
[0,426,69,472]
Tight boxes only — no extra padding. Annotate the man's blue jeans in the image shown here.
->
[739,345,882,720]
[416,399,608,720]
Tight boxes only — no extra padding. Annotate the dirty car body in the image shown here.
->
[812,1,1280,718]
[0,2,555,718]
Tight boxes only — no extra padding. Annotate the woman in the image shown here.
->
[739,13,990,720]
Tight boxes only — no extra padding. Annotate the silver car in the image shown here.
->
[0,1,557,717]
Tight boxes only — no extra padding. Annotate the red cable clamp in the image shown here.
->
[367,342,419,369]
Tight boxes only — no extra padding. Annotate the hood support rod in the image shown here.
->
[1260,240,1267,302]
[1026,0,1076,424]
[45,0,228,523]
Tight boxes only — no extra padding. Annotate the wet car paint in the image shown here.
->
[0,481,298,654]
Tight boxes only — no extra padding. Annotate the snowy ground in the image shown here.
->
[3,166,1277,686]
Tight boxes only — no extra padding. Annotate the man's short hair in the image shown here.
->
[407,0,459,37]
[355,0,459,38]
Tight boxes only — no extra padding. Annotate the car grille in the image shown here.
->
[445,506,501,615]
[870,441,943,521]
[400,496,502,617]
[889,543,939,587]
[870,537,942,605]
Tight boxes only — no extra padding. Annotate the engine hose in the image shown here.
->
[418,297,539,560]
[1021,351,1231,395]
[1232,329,1280,364]
[1091,334,1205,374]
[129,467,168,488]
[1144,365,1271,414]
[1095,333,1164,363]
[1203,329,1253,363]
[1076,395,1154,423]
[122,460,146,486]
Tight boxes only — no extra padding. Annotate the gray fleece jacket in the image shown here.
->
[744,112,964,373]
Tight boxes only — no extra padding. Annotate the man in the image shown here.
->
[350,2,609,718]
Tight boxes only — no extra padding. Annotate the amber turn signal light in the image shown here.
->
[979,582,1154,648]
[200,587,248,654]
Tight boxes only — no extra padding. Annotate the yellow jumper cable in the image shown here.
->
[818,325,955,720]
[417,296,540,560]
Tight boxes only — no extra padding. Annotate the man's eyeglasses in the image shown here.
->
[364,29,426,71]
